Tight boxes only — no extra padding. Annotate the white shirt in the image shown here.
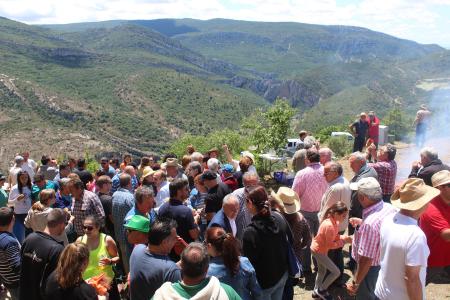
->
[228,217,237,237]
[22,159,37,181]
[8,185,32,214]
[375,212,429,300]
[318,176,351,232]
[155,181,170,208]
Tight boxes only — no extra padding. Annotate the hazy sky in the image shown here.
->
[1,0,450,47]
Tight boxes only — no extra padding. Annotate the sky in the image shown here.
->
[1,0,450,47]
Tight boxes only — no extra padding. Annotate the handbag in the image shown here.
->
[286,237,302,278]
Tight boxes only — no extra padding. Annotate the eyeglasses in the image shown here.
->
[83,225,94,231]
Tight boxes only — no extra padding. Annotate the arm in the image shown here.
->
[441,229,450,242]
[405,265,423,300]
[349,123,356,135]
[104,235,120,264]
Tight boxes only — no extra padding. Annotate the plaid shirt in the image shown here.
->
[292,163,328,212]
[368,160,397,195]
[112,188,135,246]
[352,201,397,265]
[71,190,105,236]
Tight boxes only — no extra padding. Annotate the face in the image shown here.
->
[360,115,367,121]
[138,195,155,214]
[47,194,56,206]
[153,173,163,186]
[22,152,29,161]
[420,154,430,166]
[438,183,450,201]
[166,166,178,177]
[127,230,148,245]
[245,198,257,216]
[125,156,131,163]
[209,152,218,159]
[70,186,83,199]
[323,166,338,183]
[349,156,362,173]
[176,185,190,200]
[101,160,109,169]
[83,219,99,236]
[60,167,70,178]
[223,201,239,220]
[377,147,388,161]
[333,211,348,222]
[19,173,29,185]
[35,179,46,188]
[203,179,216,189]
[162,228,178,253]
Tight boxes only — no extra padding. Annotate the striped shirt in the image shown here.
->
[292,163,328,212]
[352,201,397,266]
[0,232,21,288]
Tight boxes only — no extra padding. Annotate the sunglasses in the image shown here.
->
[83,225,94,231]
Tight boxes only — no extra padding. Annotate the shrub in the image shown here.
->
[327,136,353,158]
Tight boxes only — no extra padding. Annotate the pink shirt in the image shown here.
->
[292,163,328,212]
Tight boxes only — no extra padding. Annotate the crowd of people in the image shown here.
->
[0,133,449,300]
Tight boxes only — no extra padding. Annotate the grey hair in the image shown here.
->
[134,186,154,205]
[59,177,72,188]
[190,152,204,162]
[384,143,397,161]
[319,147,333,158]
[350,152,367,163]
[207,158,220,173]
[325,161,343,176]
[358,188,382,202]
[243,172,259,183]
[420,147,438,161]
[223,194,239,206]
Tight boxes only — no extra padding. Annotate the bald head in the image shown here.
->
[124,165,136,177]
[119,173,132,189]
[223,194,239,220]
[319,148,333,165]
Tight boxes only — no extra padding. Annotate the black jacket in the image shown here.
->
[242,212,289,289]
[409,159,450,186]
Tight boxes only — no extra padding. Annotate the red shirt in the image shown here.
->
[419,195,450,267]
[222,176,238,191]
[367,116,380,143]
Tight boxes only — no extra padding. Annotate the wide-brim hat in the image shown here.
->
[431,170,450,188]
[124,215,150,233]
[165,158,179,168]
[391,178,440,211]
[241,151,255,163]
[271,187,300,214]
[141,167,155,180]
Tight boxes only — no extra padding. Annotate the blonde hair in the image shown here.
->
[39,189,56,206]
[56,242,90,289]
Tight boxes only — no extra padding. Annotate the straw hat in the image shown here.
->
[141,167,155,180]
[391,178,440,211]
[431,170,450,188]
[241,151,255,163]
[271,187,300,214]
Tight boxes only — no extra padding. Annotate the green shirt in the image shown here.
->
[0,188,7,207]
[31,181,56,202]
[153,277,241,300]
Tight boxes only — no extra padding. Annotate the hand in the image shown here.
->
[99,257,111,266]
[343,235,353,243]
[412,161,421,168]
[17,194,25,201]
[222,144,229,152]
[349,218,362,228]
[346,282,358,296]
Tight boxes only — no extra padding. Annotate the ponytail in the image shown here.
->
[206,227,241,276]
[321,201,348,223]
[246,185,271,217]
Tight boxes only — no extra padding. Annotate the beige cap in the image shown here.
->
[271,187,300,214]
[350,177,382,199]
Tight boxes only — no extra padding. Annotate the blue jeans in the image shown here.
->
[300,211,319,272]
[356,265,380,300]
[261,272,288,300]
[13,214,27,244]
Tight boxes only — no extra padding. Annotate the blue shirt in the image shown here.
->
[111,173,138,194]
[112,188,135,246]
[207,256,262,300]
[158,199,198,243]
[129,244,181,300]
[53,190,72,209]
[0,231,21,288]
[99,166,116,179]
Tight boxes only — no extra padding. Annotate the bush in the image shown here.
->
[315,125,349,144]
[327,136,353,158]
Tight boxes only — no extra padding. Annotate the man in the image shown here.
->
[96,175,114,236]
[348,152,378,270]
[208,148,220,159]
[111,165,138,193]
[0,207,21,299]
[319,147,333,166]
[52,161,71,190]
[154,170,170,208]
[73,158,93,188]
[367,143,397,202]
[124,186,157,260]
[318,162,351,279]
[409,147,450,186]
[129,217,181,300]
[419,170,450,284]
[31,173,56,202]
[208,194,240,237]
[413,104,432,148]
[221,164,238,191]
[153,242,241,300]
[19,209,66,300]
[0,173,8,207]
[53,178,72,209]
[202,170,232,222]
[233,172,259,241]
[186,161,202,190]
[70,178,105,237]
[37,155,58,181]
[125,215,150,246]
[375,178,439,300]
[292,139,314,173]
[292,149,328,274]
[21,151,37,181]
[349,113,369,152]
[8,156,24,189]
[165,158,188,182]
[346,178,397,299]
[158,179,199,244]
[99,157,116,179]
[367,111,380,147]
[111,173,135,273]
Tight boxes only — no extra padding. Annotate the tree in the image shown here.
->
[242,98,295,153]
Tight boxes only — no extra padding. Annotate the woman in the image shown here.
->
[120,154,132,171]
[206,227,262,300]
[243,185,290,300]
[77,215,120,300]
[311,201,352,299]
[137,157,152,181]
[8,170,32,243]
[46,242,98,300]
